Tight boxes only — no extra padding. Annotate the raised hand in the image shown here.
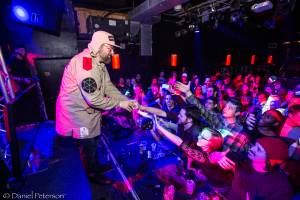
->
[246,113,256,130]
[209,149,236,171]
[174,81,191,96]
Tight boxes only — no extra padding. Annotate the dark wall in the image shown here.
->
[0,0,160,120]
[1,0,78,58]
[152,13,299,78]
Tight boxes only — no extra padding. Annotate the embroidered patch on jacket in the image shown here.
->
[81,77,97,93]
[83,57,92,71]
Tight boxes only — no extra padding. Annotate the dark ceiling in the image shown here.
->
[71,0,299,34]
[71,0,145,12]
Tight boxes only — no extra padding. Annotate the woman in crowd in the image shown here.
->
[154,117,233,195]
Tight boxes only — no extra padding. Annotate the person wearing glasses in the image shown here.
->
[56,31,137,184]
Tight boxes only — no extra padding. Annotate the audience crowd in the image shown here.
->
[112,69,300,200]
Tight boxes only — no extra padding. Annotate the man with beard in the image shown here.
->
[56,31,136,184]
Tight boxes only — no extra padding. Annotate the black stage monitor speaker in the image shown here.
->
[11,0,64,34]
[86,16,130,39]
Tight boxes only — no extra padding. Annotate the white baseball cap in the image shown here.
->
[182,73,188,77]
[88,31,121,54]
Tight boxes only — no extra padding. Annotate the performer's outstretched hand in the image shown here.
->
[119,100,137,112]
[129,100,140,110]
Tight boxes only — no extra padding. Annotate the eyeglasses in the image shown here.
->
[103,44,115,53]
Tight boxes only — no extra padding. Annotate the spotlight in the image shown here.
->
[12,6,29,22]
[210,4,216,13]
[188,24,195,31]
[251,1,273,13]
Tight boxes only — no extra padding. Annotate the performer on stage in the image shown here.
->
[56,31,136,184]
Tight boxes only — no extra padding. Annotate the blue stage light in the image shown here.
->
[13,6,29,22]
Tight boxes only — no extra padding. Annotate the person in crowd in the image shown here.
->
[283,90,295,108]
[251,91,269,112]
[158,71,166,85]
[202,77,211,96]
[215,79,223,92]
[190,76,200,93]
[125,78,131,88]
[233,74,243,91]
[264,84,274,95]
[151,77,158,85]
[133,84,145,104]
[144,84,161,108]
[6,45,33,92]
[206,85,217,99]
[181,73,188,85]
[135,73,142,85]
[130,77,137,88]
[246,109,284,139]
[280,96,300,140]
[225,84,236,99]
[239,84,253,111]
[176,82,243,134]
[172,71,177,81]
[194,85,205,102]
[204,97,218,112]
[161,93,180,115]
[159,87,169,103]
[139,105,203,145]
[56,31,137,184]
[155,121,232,191]
[222,74,231,90]
[132,84,145,122]
[116,77,128,95]
[175,82,248,171]
[228,137,293,200]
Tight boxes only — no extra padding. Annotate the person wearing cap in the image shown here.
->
[175,82,247,171]
[228,137,293,200]
[181,73,188,85]
[56,31,136,183]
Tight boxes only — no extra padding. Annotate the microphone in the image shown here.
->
[251,1,273,13]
